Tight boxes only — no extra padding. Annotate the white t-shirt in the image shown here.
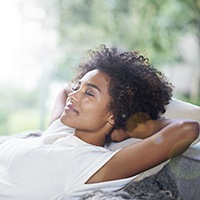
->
[0,119,135,200]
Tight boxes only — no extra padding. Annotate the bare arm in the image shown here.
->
[49,83,72,125]
[111,119,172,142]
[87,119,199,183]
[127,119,172,139]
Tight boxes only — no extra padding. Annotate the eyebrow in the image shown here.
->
[86,83,101,93]
[78,81,101,93]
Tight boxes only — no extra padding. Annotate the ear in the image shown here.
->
[108,115,115,125]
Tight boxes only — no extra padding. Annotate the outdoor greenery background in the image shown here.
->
[0,0,200,135]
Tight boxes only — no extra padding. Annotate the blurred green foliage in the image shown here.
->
[0,86,40,135]
[55,0,200,62]
[0,0,199,135]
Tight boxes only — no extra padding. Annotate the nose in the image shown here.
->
[67,90,79,102]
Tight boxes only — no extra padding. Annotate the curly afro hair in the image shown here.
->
[74,44,173,131]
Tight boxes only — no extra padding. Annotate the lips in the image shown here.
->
[64,104,79,114]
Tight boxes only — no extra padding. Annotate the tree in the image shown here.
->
[35,0,199,103]
[51,0,200,65]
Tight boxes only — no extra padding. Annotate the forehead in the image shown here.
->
[80,69,109,83]
[80,69,110,92]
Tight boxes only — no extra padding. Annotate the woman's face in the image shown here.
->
[60,69,114,134]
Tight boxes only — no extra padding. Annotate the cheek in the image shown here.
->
[82,106,110,125]
[90,105,110,118]
[83,100,108,114]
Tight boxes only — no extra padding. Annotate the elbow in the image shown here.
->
[191,121,200,141]
[180,121,199,142]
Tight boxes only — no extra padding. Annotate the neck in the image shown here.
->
[74,129,112,146]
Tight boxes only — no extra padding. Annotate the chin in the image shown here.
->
[60,114,69,126]
[60,115,76,129]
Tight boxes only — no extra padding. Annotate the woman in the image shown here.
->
[0,45,199,200]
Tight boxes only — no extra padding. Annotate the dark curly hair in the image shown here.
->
[74,44,173,131]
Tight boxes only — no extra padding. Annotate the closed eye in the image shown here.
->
[72,81,98,97]
[85,89,94,97]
